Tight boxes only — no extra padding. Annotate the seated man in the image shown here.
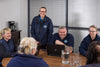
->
[81,41,100,67]
[51,26,74,53]
[79,25,100,56]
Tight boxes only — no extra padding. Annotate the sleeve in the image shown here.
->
[47,19,53,44]
[79,39,87,56]
[0,43,16,57]
[49,33,56,44]
[11,39,17,52]
[31,18,36,38]
[67,34,74,48]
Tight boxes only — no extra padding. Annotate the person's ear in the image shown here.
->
[96,31,98,34]
[31,49,36,55]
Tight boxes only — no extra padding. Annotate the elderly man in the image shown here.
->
[52,26,74,53]
[79,25,100,56]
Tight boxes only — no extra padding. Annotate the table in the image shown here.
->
[38,50,86,67]
[2,50,86,67]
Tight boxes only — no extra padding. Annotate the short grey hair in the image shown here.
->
[59,26,66,29]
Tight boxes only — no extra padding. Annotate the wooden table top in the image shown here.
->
[2,50,86,67]
[38,50,86,67]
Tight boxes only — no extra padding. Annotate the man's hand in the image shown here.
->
[65,46,73,53]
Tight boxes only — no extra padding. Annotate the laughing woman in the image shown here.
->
[0,28,16,67]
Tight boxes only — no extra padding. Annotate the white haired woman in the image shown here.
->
[7,37,49,67]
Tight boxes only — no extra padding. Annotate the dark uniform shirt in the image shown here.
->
[79,34,100,56]
[81,63,100,67]
[52,33,74,48]
[7,53,49,67]
[0,39,15,64]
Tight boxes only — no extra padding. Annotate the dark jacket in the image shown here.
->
[81,63,100,67]
[0,39,16,64]
[0,39,15,53]
[31,15,53,48]
[52,33,74,48]
[7,53,49,67]
[79,34,100,56]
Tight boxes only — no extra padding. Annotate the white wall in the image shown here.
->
[68,0,100,28]
[0,0,28,39]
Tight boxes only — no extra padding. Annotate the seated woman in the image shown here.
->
[79,25,100,57]
[7,37,49,67]
[0,28,16,67]
[81,41,100,67]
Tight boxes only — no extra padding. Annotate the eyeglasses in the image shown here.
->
[89,30,97,32]
[39,11,46,13]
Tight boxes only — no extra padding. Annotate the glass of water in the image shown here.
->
[74,54,82,67]
[69,55,75,66]
[61,50,69,64]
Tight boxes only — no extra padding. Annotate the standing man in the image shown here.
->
[31,7,53,49]
[52,26,74,53]
[79,25,100,56]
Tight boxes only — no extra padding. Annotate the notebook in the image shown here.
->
[47,44,65,57]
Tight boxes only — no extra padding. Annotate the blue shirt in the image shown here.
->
[79,34,100,56]
[7,53,49,67]
[52,33,74,48]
